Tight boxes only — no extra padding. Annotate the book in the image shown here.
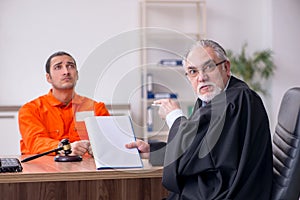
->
[147,92,178,99]
[154,92,177,99]
[159,59,183,66]
[147,92,177,99]
[84,116,143,169]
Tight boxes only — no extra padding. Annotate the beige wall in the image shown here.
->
[0,0,299,144]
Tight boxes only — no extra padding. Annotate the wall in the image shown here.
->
[0,0,300,151]
[0,0,275,106]
[0,0,139,105]
[0,0,141,154]
[207,0,275,126]
[207,0,271,51]
[270,0,300,131]
[207,0,300,131]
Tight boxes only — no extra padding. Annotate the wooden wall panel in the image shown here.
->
[0,178,169,200]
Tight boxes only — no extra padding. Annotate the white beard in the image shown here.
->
[197,82,222,102]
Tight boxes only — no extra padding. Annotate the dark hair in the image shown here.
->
[45,51,76,73]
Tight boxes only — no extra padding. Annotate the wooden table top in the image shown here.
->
[0,155,163,183]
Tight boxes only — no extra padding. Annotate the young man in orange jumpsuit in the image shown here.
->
[18,51,110,156]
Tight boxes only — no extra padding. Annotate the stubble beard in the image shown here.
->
[197,82,222,102]
[52,80,76,90]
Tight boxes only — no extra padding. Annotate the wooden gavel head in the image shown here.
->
[55,139,82,162]
[59,139,72,156]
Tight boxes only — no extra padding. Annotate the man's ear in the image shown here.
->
[224,61,231,75]
[46,73,52,84]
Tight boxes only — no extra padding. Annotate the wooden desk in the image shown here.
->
[0,155,168,200]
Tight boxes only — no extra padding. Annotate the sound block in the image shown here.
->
[54,155,82,162]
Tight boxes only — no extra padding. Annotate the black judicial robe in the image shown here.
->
[162,76,273,200]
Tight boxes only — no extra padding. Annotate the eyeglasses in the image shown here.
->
[185,60,227,78]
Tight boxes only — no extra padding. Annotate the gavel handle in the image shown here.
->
[21,147,63,163]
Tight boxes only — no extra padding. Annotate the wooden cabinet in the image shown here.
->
[0,107,21,155]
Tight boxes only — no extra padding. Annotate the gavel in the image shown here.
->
[21,139,82,163]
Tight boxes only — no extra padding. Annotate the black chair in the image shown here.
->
[272,87,300,200]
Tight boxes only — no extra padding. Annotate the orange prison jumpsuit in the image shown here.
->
[18,90,110,154]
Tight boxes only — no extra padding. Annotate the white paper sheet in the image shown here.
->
[84,116,143,169]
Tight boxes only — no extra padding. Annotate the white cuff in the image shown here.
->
[166,109,184,128]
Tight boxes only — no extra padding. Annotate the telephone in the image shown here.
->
[0,158,23,173]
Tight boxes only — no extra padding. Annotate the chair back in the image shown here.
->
[272,87,300,200]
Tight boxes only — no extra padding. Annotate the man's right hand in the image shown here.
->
[153,98,181,120]
[125,139,150,159]
[69,140,90,156]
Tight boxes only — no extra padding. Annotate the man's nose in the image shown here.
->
[197,70,207,82]
[62,66,70,74]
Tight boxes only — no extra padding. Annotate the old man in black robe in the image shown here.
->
[127,39,273,200]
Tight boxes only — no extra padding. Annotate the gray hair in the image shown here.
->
[184,39,229,63]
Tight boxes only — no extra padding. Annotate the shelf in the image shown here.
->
[147,65,184,70]
[147,131,169,142]
[147,130,169,137]
[142,0,205,4]
[140,30,203,38]
[140,30,203,50]
[139,0,206,140]
[143,98,194,103]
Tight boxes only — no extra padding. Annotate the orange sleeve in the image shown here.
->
[73,101,110,141]
[94,102,110,116]
[18,104,60,155]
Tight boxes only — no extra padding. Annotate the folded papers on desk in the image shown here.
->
[84,116,143,169]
